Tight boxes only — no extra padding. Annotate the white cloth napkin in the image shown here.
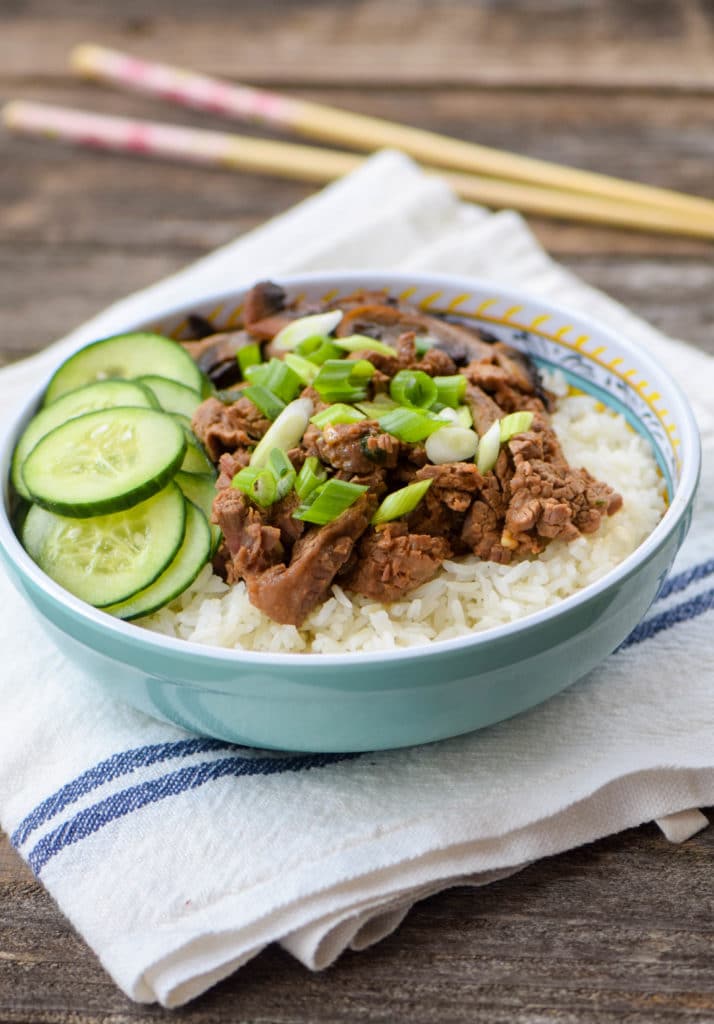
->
[1,151,713,1008]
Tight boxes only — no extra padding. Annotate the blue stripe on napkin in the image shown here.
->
[11,737,232,847]
[655,557,714,601]
[26,751,358,876]
[619,586,714,650]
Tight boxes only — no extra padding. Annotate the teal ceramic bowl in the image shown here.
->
[0,272,701,751]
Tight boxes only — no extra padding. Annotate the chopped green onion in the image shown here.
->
[425,426,479,465]
[237,343,262,377]
[296,337,344,365]
[313,359,375,402]
[499,411,534,441]
[245,358,302,404]
[476,420,501,474]
[292,479,368,525]
[295,456,327,500]
[231,465,278,507]
[333,335,396,357]
[284,352,318,385]
[272,310,343,352]
[378,407,445,443]
[415,335,437,355]
[354,395,398,418]
[371,479,433,526]
[268,447,297,499]
[435,407,459,425]
[250,397,313,468]
[437,404,473,429]
[454,404,473,429]
[389,369,438,410]
[433,374,467,408]
[242,384,286,421]
[310,403,367,428]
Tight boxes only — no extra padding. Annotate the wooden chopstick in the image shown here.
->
[70,42,714,226]
[4,100,714,241]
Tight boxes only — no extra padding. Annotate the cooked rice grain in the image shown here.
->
[141,389,666,653]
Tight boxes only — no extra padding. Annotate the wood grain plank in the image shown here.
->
[2,824,713,1022]
[1,0,714,89]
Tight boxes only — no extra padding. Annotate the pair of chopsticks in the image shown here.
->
[4,43,714,240]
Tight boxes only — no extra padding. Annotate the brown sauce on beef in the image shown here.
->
[189,283,622,626]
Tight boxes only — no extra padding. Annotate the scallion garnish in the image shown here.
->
[268,447,297,499]
[295,456,327,500]
[292,478,368,524]
[333,335,396,357]
[245,358,302,404]
[284,352,318,385]
[296,337,344,365]
[378,407,445,443]
[415,335,436,355]
[272,310,343,352]
[237,343,262,377]
[371,479,433,525]
[310,403,367,428]
[313,359,375,402]
[435,404,472,428]
[250,397,313,468]
[499,411,534,441]
[476,420,501,474]
[433,374,467,408]
[354,395,398,418]
[231,465,278,507]
[425,426,478,465]
[455,404,473,429]
[389,369,438,410]
[242,384,286,421]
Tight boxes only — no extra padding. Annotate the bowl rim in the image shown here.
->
[0,269,702,669]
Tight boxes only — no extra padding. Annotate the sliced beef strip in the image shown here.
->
[413,346,458,377]
[414,462,484,511]
[243,494,375,626]
[504,416,623,545]
[212,489,285,578]
[191,396,271,462]
[334,304,495,364]
[463,346,552,415]
[464,382,504,435]
[216,450,251,490]
[342,522,451,602]
[314,421,401,475]
[461,501,514,564]
[460,449,520,563]
[407,462,485,549]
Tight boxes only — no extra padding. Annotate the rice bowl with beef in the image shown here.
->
[142,373,665,653]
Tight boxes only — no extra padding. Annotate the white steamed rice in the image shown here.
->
[141,373,666,653]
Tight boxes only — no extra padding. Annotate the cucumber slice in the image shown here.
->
[178,429,215,475]
[175,471,221,555]
[105,499,211,620]
[11,380,158,501]
[22,483,186,607]
[169,415,213,474]
[137,375,202,418]
[44,332,204,405]
[23,407,186,517]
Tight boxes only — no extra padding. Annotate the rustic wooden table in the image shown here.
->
[1,2,713,1020]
